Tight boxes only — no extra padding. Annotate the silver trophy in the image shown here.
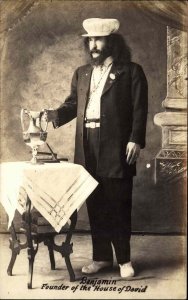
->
[21,109,48,164]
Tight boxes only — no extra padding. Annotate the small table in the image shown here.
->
[0,161,98,288]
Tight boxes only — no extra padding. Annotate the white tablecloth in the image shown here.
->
[0,161,98,232]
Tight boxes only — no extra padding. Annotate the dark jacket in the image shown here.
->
[55,61,148,178]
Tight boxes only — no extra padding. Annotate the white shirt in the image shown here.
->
[85,56,113,120]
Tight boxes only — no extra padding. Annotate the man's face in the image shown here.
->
[88,36,110,65]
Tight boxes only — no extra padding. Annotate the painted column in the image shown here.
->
[154,26,187,182]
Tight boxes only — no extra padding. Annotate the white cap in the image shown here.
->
[82,18,120,37]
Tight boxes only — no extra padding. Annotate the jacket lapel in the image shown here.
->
[101,63,127,96]
[79,64,93,108]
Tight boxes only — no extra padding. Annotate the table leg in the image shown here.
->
[44,237,56,270]
[52,210,77,282]
[64,210,77,282]
[14,202,77,287]
[25,197,38,289]
[64,254,75,282]
[7,222,27,276]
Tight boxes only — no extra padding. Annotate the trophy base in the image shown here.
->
[27,143,68,164]
[30,159,45,165]
[29,155,56,164]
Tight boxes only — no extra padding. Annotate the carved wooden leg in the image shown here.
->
[7,222,27,276]
[65,211,77,244]
[44,236,56,270]
[64,253,75,282]
[7,250,17,276]
[7,223,19,276]
[27,248,34,289]
[64,210,77,281]
[52,210,77,282]
[25,196,38,289]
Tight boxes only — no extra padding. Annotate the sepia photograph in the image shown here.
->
[0,0,187,299]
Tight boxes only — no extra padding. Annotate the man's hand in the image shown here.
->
[126,142,140,165]
[43,109,58,122]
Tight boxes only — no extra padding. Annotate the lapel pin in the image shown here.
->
[109,73,116,80]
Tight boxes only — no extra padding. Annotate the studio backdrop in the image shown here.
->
[0,0,187,233]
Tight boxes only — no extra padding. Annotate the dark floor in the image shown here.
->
[0,234,186,299]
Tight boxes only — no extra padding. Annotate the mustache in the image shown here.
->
[90,49,102,54]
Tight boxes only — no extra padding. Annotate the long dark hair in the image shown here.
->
[84,33,132,65]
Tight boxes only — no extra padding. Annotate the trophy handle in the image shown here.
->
[20,108,29,131]
[39,110,48,132]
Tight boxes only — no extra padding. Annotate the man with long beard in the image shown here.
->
[46,18,148,278]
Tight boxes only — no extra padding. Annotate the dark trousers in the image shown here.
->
[84,127,133,264]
